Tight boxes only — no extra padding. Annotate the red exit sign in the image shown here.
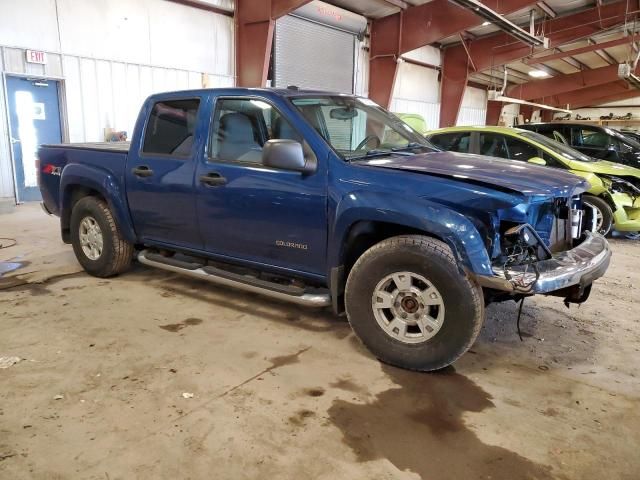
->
[25,50,47,65]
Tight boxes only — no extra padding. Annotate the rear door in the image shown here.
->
[195,96,328,276]
[125,97,204,249]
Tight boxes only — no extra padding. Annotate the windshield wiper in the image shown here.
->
[391,142,425,152]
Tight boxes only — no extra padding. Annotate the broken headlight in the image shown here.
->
[602,175,640,197]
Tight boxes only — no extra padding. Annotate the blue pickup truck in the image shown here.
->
[38,87,611,371]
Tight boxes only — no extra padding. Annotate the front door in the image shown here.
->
[196,97,328,276]
[6,76,63,202]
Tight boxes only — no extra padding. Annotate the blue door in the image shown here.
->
[196,97,328,277]
[6,76,63,202]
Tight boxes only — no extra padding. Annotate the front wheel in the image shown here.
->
[583,195,613,236]
[70,196,134,277]
[345,235,484,372]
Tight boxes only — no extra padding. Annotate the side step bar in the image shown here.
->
[137,249,331,308]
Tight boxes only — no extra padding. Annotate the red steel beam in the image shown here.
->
[485,100,504,125]
[456,1,640,74]
[440,0,639,131]
[506,64,629,100]
[524,34,640,65]
[534,80,637,108]
[440,46,470,127]
[236,0,312,87]
[369,0,540,108]
[571,90,640,109]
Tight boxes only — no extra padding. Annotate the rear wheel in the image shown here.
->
[583,195,613,236]
[345,235,484,372]
[70,196,134,277]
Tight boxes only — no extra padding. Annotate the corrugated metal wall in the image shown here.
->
[389,46,488,131]
[0,0,234,201]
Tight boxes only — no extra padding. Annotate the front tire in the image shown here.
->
[345,235,484,372]
[583,195,613,236]
[70,196,134,277]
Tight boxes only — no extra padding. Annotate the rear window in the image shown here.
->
[142,99,200,156]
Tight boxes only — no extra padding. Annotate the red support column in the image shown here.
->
[540,110,554,122]
[519,104,534,123]
[486,101,503,126]
[439,46,469,127]
[369,13,402,108]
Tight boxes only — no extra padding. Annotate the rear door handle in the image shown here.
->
[199,172,227,186]
[132,165,154,177]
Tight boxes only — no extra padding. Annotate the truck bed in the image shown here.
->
[38,142,130,217]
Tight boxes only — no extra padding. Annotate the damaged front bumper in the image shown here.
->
[476,232,611,299]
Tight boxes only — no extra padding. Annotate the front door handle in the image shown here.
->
[199,172,227,186]
[132,165,154,177]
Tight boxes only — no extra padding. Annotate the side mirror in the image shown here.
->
[262,139,316,174]
[527,157,547,166]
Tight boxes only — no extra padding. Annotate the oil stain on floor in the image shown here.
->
[159,318,203,332]
[328,365,555,480]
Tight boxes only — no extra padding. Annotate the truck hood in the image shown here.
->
[356,151,588,197]
[568,158,640,179]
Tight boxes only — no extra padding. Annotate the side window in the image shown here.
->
[574,128,609,148]
[478,133,508,159]
[209,98,301,164]
[429,132,471,153]
[505,136,540,161]
[142,99,200,156]
[540,151,561,168]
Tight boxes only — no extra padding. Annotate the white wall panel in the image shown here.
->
[62,56,85,142]
[390,98,440,130]
[390,61,440,130]
[402,46,441,67]
[1,0,234,200]
[457,86,487,126]
[0,58,14,199]
[57,0,151,65]
[0,0,60,51]
[79,58,101,142]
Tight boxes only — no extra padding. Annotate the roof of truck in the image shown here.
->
[148,87,358,99]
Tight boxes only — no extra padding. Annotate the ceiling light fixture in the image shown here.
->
[528,69,550,78]
[488,90,571,113]
[448,0,548,47]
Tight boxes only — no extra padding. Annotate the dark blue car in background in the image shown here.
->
[37,88,611,371]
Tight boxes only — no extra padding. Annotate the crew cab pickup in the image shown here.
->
[38,88,611,371]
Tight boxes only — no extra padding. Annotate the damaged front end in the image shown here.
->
[477,195,611,305]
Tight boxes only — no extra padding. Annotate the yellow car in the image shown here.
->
[426,126,640,235]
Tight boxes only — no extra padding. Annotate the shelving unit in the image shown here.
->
[552,118,640,127]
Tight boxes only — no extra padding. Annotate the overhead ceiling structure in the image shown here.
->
[233,0,640,126]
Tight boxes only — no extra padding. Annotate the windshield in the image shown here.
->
[607,128,640,149]
[520,131,598,163]
[290,96,436,160]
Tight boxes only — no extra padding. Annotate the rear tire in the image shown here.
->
[70,196,134,278]
[583,195,613,236]
[345,235,484,372]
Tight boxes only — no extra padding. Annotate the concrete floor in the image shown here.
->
[1,204,639,480]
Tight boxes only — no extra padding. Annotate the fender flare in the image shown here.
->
[60,163,137,243]
[330,191,494,277]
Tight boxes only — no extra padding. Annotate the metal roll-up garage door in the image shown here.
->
[273,2,366,93]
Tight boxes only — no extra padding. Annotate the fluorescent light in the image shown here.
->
[449,0,547,47]
[481,21,491,26]
[488,91,571,113]
[528,69,550,78]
